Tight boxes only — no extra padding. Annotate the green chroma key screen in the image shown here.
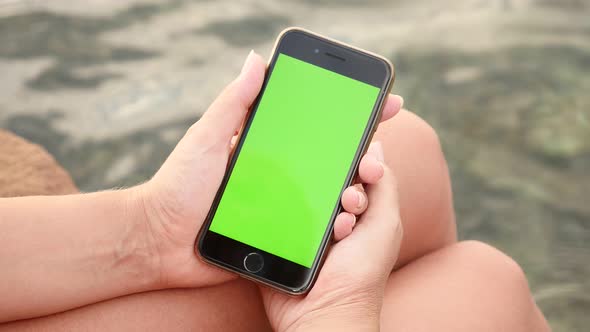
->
[210,53,380,268]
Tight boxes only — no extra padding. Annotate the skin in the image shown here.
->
[261,146,402,331]
[0,51,550,331]
[380,241,550,331]
[0,51,401,330]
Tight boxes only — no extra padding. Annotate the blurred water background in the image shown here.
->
[0,0,588,330]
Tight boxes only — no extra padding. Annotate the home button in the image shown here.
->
[243,252,264,273]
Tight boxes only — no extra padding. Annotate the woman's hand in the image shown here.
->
[139,51,404,289]
[260,143,403,332]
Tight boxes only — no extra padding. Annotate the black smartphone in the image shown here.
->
[197,27,394,294]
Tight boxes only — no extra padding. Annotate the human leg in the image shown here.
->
[374,109,457,267]
[380,241,549,331]
[0,109,457,330]
[0,279,270,331]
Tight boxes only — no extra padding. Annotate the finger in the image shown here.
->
[333,212,356,241]
[358,143,385,184]
[379,94,404,123]
[337,142,403,273]
[199,50,266,144]
[230,135,238,149]
[341,186,368,215]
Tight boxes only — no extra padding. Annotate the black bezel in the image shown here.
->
[197,28,394,294]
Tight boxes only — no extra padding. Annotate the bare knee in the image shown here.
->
[451,241,549,331]
[375,110,456,266]
[458,241,530,291]
[382,241,549,331]
[386,110,446,167]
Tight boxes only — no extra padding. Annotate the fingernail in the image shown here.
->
[397,95,405,109]
[372,141,385,162]
[356,190,366,210]
[240,50,255,76]
[347,213,357,228]
[389,94,404,109]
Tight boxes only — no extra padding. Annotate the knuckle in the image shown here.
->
[185,121,227,154]
[185,122,198,137]
[394,214,403,238]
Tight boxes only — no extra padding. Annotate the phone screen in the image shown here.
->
[208,53,380,268]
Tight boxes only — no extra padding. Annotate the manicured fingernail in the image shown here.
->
[241,50,255,75]
[356,190,366,210]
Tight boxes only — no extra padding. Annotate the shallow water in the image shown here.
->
[1,0,589,329]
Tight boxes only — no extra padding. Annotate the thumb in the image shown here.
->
[199,50,266,145]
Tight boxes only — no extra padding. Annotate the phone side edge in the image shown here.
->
[295,53,395,295]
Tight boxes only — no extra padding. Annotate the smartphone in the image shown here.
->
[196,27,394,294]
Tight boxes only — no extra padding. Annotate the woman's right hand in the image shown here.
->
[138,50,404,290]
[260,142,404,332]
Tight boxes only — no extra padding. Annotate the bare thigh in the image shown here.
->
[381,241,549,331]
[374,109,457,266]
[0,110,456,331]
[0,279,269,332]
